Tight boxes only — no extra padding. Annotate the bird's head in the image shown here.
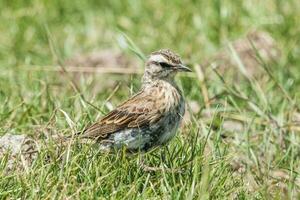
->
[143,49,191,83]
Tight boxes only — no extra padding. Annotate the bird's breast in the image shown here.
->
[153,81,182,112]
[153,82,185,145]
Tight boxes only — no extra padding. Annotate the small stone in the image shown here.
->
[0,134,38,171]
[222,120,244,132]
[0,134,26,154]
[188,100,201,114]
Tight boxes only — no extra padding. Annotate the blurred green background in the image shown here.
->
[1,0,299,66]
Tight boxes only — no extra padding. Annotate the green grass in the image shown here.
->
[1,0,300,199]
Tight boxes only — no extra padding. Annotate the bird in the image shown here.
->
[78,49,192,152]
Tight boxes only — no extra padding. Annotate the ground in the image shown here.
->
[0,0,300,199]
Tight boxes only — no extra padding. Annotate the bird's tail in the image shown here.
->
[65,131,82,139]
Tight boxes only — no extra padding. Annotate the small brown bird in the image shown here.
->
[80,49,191,152]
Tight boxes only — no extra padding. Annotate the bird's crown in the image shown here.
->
[150,49,182,65]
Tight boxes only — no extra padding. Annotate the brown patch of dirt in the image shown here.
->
[64,49,142,91]
[202,30,281,80]
[65,49,140,70]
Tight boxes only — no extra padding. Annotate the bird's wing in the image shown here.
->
[80,89,163,140]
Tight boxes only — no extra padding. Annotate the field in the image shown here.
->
[1,0,300,199]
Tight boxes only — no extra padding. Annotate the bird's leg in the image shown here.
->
[138,149,183,173]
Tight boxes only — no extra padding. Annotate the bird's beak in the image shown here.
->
[175,64,192,72]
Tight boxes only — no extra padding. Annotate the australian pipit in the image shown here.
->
[79,49,191,152]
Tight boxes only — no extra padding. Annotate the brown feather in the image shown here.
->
[81,87,163,140]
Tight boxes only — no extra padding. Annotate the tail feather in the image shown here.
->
[65,130,85,139]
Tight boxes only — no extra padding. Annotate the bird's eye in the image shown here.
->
[159,62,172,68]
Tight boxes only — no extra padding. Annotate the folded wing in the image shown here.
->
[81,89,162,140]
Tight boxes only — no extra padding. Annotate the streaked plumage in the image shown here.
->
[80,49,191,152]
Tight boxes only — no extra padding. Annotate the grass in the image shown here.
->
[1,0,300,199]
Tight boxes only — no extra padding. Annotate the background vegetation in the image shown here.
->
[0,0,300,199]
